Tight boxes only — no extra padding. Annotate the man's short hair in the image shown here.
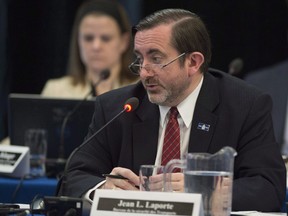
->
[133,9,211,73]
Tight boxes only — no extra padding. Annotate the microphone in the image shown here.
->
[228,58,244,76]
[58,97,139,196]
[57,69,111,163]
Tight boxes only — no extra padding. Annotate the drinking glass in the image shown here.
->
[24,129,47,176]
[139,165,164,191]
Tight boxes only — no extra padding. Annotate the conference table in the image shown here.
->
[0,175,287,214]
[0,176,58,204]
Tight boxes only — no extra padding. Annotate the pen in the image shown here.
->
[102,174,128,180]
[102,174,140,189]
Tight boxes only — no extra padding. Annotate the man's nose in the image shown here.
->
[139,64,154,78]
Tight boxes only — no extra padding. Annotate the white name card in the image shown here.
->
[91,189,203,216]
[0,145,30,177]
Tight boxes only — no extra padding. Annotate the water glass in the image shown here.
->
[139,165,164,191]
[24,129,47,176]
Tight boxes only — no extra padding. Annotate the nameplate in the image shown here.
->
[0,145,30,177]
[91,189,203,216]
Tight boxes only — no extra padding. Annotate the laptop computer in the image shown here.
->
[8,93,95,163]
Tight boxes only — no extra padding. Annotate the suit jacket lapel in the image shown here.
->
[132,94,159,171]
[189,72,219,153]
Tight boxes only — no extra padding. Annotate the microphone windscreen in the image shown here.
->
[100,69,110,80]
[228,58,244,75]
[124,97,139,112]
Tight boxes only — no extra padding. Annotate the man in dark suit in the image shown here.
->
[59,9,286,212]
[244,61,288,154]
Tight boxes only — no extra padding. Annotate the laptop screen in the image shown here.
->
[8,93,95,161]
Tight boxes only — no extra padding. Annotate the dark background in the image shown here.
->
[1,0,288,141]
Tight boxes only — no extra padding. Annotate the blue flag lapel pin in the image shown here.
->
[197,123,210,132]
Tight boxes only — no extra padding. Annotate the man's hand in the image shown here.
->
[165,172,184,192]
[210,176,232,216]
[145,172,184,192]
[102,167,139,190]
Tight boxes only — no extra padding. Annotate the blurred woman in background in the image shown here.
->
[41,0,138,98]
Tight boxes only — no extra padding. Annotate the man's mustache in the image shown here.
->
[144,78,159,85]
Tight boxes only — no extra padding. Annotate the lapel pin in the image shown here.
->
[197,123,210,132]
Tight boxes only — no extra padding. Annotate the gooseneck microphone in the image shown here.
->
[57,69,111,162]
[58,97,139,196]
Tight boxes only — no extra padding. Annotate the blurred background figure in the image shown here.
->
[41,0,138,98]
[244,61,288,155]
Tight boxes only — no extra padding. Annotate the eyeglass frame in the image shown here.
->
[128,52,187,75]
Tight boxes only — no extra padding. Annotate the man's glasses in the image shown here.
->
[129,52,186,75]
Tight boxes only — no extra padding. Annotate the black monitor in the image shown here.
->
[8,93,95,162]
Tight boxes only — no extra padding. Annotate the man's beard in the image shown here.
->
[144,76,190,106]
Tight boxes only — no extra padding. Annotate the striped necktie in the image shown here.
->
[161,107,180,166]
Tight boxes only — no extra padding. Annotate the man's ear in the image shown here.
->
[186,52,204,75]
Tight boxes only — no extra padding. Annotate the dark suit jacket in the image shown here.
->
[245,60,288,150]
[61,70,286,212]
